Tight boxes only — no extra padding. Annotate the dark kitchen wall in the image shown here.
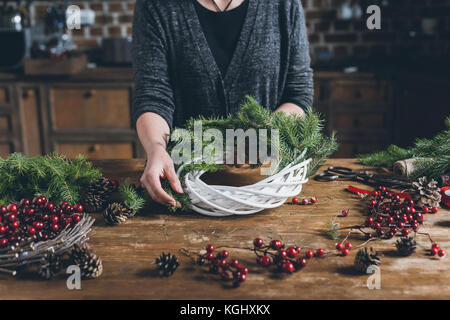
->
[3,0,450,59]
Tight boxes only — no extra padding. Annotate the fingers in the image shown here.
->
[140,171,176,206]
[165,164,183,194]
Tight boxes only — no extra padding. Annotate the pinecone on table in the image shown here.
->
[83,176,118,212]
[354,247,381,274]
[38,253,63,280]
[103,202,134,225]
[405,176,442,208]
[70,243,103,279]
[155,252,179,277]
[396,236,417,256]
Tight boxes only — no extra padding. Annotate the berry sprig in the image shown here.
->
[196,244,248,287]
[340,186,445,258]
[253,238,326,273]
[291,197,317,205]
[0,196,84,249]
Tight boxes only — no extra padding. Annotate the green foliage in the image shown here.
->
[0,153,101,205]
[118,184,146,213]
[358,117,450,180]
[325,217,340,240]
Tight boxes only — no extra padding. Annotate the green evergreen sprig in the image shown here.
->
[118,184,147,213]
[0,153,100,205]
[358,117,450,180]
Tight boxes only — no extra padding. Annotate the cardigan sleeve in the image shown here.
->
[280,1,314,111]
[132,0,175,129]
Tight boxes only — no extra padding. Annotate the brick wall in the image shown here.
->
[5,0,450,59]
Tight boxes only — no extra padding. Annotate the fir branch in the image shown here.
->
[118,184,147,213]
[324,218,340,240]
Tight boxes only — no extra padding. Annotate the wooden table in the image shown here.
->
[1,159,449,300]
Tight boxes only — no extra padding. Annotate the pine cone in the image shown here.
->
[405,176,442,208]
[354,247,381,274]
[38,253,63,280]
[70,243,103,279]
[396,236,417,256]
[103,202,134,225]
[155,252,179,277]
[82,176,118,213]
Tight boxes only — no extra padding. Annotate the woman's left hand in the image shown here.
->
[274,103,305,117]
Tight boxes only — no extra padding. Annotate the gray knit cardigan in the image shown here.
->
[132,0,313,128]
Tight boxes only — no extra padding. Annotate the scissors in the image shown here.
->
[314,166,412,189]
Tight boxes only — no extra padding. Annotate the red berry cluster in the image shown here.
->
[292,197,317,205]
[197,244,248,287]
[253,238,325,273]
[363,186,437,240]
[0,196,84,248]
[431,243,446,258]
[335,241,353,256]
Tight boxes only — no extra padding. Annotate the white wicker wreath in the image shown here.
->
[176,149,312,217]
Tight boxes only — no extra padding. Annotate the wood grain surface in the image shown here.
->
[1,159,449,300]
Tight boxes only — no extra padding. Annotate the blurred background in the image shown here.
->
[0,0,449,159]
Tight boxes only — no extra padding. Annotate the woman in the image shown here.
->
[132,0,313,207]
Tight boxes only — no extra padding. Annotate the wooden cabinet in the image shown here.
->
[315,73,393,157]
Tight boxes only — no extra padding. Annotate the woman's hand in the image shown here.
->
[140,143,183,207]
[136,112,183,207]
[274,103,305,117]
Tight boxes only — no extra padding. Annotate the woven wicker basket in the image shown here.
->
[177,150,311,217]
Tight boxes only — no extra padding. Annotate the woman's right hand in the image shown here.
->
[136,112,183,207]
[140,143,183,207]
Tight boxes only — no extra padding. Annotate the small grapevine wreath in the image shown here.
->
[164,96,338,216]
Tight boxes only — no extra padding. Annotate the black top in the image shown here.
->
[193,0,250,77]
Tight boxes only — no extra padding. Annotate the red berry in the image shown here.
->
[369,200,376,207]
[380,186,387,192]
[50,215,59,224]
[391,227,398,234]
[258,255,271,267]
[432,243,440,250]
[39,195,47,204]
[20,198,31,206]
[0,205,7,215]
[398,222,405,229]
[402,229,410,236]
[316,248,325,256]
[336,243,344,251]
[296,257,307,268]
[51,224,60,232]
[286,246,298,258]
[431,248,439,256]
[0,238,7,246]
[73,214,82,223]
[7,204,17,213]
[305,250,314,259]
[410,207,416,214]
[377,229,385,237]
[206,244,214,253]
[25,208,35,216]
[46,202,55,210]
[205,252,214,260]
[431,207,438,214]
[253,238,264,248]
[341,209,349,217]
[423,207,430,213]
[11,221,19,228]
[292,197,299,204]
[282,261,295,273]
[8,213,16,222]
[218,259,227,268]
[371,190,379,197]
[365,217,374,226]
[310,197,317,204]
[302,198,309,205]
[230,259,240,268]
[374,222,381,230]
[28,227,36,235]
[438,250,446,257]
[74,204,84,213]
[60,201,68,206]
[0,225,6,233]
[342,248,350,256]
[241,267,248,275]
[219,250,229,259]
[238,273,247,282]
[387,216,395,224]
[345,242,352,250]
[278,250,288,260]
[270,240,283,250]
